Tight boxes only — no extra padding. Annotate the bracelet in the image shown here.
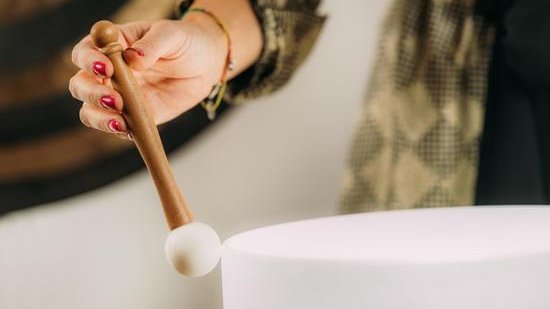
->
[184,7,234,120]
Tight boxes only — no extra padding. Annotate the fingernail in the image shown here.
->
[92,61,107,76]
[100,95,116,109]
[125,47,144,56]
[108,119,124,132]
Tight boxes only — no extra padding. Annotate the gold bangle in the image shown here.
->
[184,7,234,120]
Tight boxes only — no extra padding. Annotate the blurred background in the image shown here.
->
[0,0,389,308]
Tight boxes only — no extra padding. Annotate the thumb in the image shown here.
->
[121,21,184,71]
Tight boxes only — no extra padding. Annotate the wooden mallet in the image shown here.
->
[91,20,221,277]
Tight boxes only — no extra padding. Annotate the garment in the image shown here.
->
[240,0,496,212]
[338,0,495,212]
[476,0,550,204]
[174,0,326,103]
[227,0,327,103]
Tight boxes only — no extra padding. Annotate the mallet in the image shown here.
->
[91,20,221,277]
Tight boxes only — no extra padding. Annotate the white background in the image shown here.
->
[0,1,389,308]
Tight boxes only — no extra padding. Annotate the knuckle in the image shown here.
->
[154,20,173,30]
[68,71,87,99]
[71,44,80,65]
[90,86,102,105]
[71,36,88,65]
[136,39,154,54]
[120,22,139,38]
[79,106,91,128]
[68,76,77,98]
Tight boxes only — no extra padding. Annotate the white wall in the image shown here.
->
[0,1,389,308]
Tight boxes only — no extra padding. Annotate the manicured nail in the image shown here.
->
[125,47,144,56]
[108,119,124,132]
[92,61,107,76]
[100,95,116,109]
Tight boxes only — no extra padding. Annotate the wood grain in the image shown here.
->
[91,20,193,229]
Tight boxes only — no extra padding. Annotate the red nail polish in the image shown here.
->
[92,61,107,76]
[125,47,144,56]
[108,119,123,132]
[100,95,116,109]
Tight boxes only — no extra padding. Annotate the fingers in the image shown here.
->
[79,103,131,139]
[71,20,181,75]
[69,70,123,111]
[71,36,114,78]
[117,21,152,46]
[121,21,185,72]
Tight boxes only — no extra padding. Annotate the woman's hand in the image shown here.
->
[69,16,228,138]
[69,0,262,138]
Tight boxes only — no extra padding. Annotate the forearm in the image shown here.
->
[186,0,264,79]
[179,0,325,103]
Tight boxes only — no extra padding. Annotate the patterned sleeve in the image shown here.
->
[226,0,326,103]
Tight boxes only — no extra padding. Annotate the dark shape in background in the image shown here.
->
[0,0,229,214]
[0,0,126,72]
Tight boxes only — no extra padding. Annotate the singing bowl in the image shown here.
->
[222,206,550,309]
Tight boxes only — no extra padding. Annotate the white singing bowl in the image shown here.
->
[222,206,550,309]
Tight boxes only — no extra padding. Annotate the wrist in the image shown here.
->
[184,0,263,78]
[181,9,229,84]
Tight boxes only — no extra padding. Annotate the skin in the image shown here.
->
[69,0,263,139]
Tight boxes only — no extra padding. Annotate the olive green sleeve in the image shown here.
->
[226,0,326,103]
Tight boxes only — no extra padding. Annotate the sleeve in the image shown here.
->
[501,0,550,91]
[225,0,326,103]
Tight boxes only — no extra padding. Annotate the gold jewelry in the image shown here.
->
[185,7,234,120]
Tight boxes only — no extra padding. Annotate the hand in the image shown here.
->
[69,16,227,138]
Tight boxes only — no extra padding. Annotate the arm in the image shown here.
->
[69,0,265,135]
[224,0,327,102]
[68,0,324,136]
[185,0,264,79]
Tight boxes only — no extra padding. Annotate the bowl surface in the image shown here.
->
[224,206,550,263]
[222,206,550,309]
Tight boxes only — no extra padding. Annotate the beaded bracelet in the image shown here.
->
[184,7,234,120]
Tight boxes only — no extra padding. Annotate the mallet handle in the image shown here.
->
[91,20,193,229]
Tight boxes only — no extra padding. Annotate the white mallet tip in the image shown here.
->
[165,222,221,277]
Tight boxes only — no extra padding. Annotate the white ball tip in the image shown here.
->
[165,222,221,277]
